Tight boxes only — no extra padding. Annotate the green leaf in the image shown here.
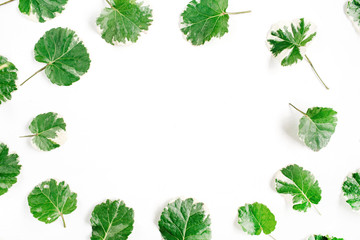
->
[0,143,21,196]
[96,0,153,45]
[90,199,134,240]
[18,0,68,23]
[158,198,211,240]
[0,55,18,105]
[347,0,360,27]
[28,179,77,228]
[267,18,316,66]
[275,164,322,213]
[238,202,276,236]
[342,171,360,210]
[23,112,66,151]
[290,104,338,151]
[181,0,250,45]
[22,27,91,86]
[309,235,344,240]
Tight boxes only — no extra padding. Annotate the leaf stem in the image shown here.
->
[105,0,112,7]
[19,134,36,138]
[289,103,307,116]
[20,65,48,86]
[0,0,15,7]
[268,234,277,240]
[226,10,252,15]
[60,213,66,228]
[304,54,329,90]
[312,204,322,216]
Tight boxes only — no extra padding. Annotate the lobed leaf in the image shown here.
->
[18,0,68,23]
[0,143,21,196]
[342,171,360,210]
[0,55,17,105]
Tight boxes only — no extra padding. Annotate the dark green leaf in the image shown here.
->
[347,0,360,27]
[267,18,316,66]
[342,171,360,210]
[90,199,134,240]
[0,143,21,196]
[0,56,17,105]
[275,164,321,213]
[28,179,77,228]
[25,112,66,151]
[18,0,68,23]
[310,235,344,240]
[158,198,211,240]
[96,0,153,45]
[238,202,276,236]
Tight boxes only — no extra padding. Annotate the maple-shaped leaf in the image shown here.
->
[309,235,344,240]
[342,171,360,210]
[18,0,68,23]
[0,143,21,196]
[275,164,322,214]
[21,28,91,86]
[90,199,134,240]
[0,55,17,105]
[96,0,153,45]
[290,104,337,152]
[181,0,250,45]
[21,112,66,151]
[347,0,360,28]
[28,179,77,228]
[158,198,211,240]
[238,202,277,237]
[267,18,329,89]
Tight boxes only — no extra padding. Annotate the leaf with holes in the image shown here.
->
[238,202,277,237]
[290,104,338,151]
[181,0,251,45]
[96,0,153,45]
[309,235,344,240]
[275,164,322,213]
[342,170,360,210]
[28,179,77,228]
[0,143,21,196]
[346,0,360,28]
[18,0,68,23]
[21,27,91,86]
[158,198,211,240]
[0,56,17,105]
[22,112,66,151]
[90,199,134,240]
[267,18,329,89]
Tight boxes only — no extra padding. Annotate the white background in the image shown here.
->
[0,0,359,239]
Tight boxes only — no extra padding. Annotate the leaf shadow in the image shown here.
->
[153,198,171,226]
[282,110,302,144]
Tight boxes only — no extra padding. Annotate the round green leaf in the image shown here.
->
[33,27,91,86]
[238,202,276,236]
[0,55,17,105]
[28,179,77,228]
[90,199,134,240]
[96,0,153,45]
[24,112,66,151]
[0,143,21,196]
[158,198,211,240]
[342,171,360,210]
[18,0,68,23]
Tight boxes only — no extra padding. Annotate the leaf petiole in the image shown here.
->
[0,0,15,7]
[312,204,322,216]
[304,54,329,90]
[289,103,307,116]
[19,134,36,138]
[269,234,277,240]
[20,65,48,86]
[60,213,66,228]
[226,10,251,15]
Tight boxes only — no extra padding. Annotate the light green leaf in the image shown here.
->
[238,202,276,236]
[28,179,77,228]
[290,104,337,151]
[158,198,211,240]
[181,0,250,45]
[347,0,360,27]
[22,27,91,86]
[96,0,153,45]
[0,143,21,196]
[342,171,360,210]
[18,0,68,23]
[309,235,344,240]
[90,199,134,240]
[275,164,321,213]
[22,112,66,151]
[0,55,18,105]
